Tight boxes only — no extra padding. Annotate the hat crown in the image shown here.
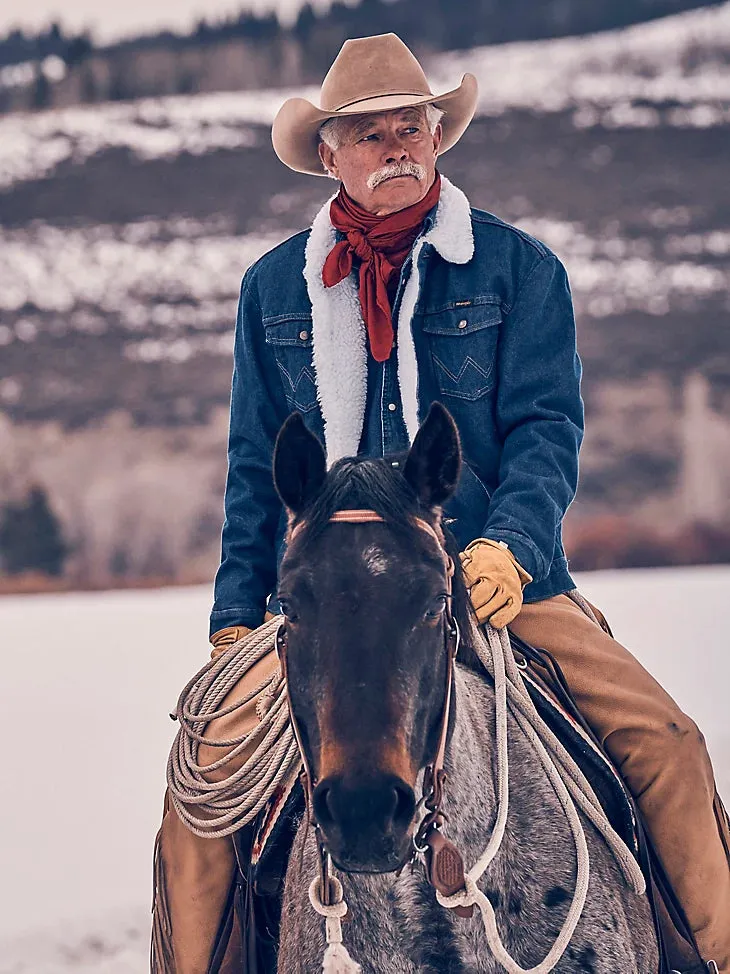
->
[320,33,433,112]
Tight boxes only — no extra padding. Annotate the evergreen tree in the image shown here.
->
[65,33,92,67]
[32,68,50,109]
[0,485,69,576]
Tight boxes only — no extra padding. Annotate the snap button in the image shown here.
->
[457,319,468,329]
[299,329,309,341]
[387,402,397,412]
[391,461,400,468]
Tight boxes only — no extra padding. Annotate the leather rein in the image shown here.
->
[275,508,472,913]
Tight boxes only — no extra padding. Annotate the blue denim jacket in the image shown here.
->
[210,183,584,636]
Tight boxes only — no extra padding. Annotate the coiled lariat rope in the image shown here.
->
[166,615,645,973]
[167,616,301,838]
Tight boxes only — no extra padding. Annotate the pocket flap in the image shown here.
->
[263,315,313,347]
[421,304,501,337]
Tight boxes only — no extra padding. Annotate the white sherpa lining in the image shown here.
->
[303,191,368,465]
[303,175,474,464]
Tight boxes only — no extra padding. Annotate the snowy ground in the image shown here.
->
[0,565,728,971]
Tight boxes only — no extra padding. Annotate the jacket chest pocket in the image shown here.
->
[263,314,318,413]
[421,303,501,401]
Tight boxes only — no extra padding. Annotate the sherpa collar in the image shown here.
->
[302,174,474,464]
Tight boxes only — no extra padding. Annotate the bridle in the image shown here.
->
[275,508,470,912]
[274,514,650,972]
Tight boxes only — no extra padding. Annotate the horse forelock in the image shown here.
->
[289,455,426,543]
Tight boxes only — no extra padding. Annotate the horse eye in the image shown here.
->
[278,598,299,623]
[424,596,447,619]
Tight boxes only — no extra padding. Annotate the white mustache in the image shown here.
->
[367,161,427,191]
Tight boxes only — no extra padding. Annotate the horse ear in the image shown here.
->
[403,402,462,508]
[273,413,327,515]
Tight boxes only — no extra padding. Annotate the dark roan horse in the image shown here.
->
[269,402,658,973]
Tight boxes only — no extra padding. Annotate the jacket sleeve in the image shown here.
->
[209,268,289,637]
[482,253,584,583]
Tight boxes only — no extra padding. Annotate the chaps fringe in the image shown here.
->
[151,816,176,974]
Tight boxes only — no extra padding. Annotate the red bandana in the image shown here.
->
[322,172,442,362]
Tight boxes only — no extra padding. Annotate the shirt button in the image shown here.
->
[457,319,468,329]
[299,329,309,341]
[387,402,397,412]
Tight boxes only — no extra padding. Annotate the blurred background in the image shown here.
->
[0,0,728,970]
[1,0,730,591]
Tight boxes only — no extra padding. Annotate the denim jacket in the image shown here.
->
[210,176,584,636]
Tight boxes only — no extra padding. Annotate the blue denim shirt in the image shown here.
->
[210,204,584,636]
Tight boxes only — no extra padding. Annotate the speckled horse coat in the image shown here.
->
[277,660,659,974]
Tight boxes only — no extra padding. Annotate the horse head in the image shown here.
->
[273,403,472,874]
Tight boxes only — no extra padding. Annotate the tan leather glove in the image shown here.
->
[460,538,533,629]
[209,625,252,659]
[209,611,277,660]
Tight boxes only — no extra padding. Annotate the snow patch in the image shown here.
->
[1,2,729,189]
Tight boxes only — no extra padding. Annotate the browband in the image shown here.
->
[290,508,447,556]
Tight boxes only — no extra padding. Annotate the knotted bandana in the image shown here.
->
[322,172,442,362]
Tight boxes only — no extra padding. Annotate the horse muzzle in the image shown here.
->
[312,771,416,873]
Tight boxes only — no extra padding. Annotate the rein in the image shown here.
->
[278,508,646,974]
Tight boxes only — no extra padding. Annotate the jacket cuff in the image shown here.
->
[478,529,545,583]
[209,607,265,639]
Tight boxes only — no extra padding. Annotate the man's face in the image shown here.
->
[318,107,442,216]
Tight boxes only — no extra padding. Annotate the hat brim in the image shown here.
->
[271,72,478,176]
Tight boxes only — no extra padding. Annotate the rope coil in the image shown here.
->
[166,616,301,838]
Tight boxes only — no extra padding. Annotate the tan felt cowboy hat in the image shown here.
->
[272,33,478,176]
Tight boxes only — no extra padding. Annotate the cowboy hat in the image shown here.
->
[271,33,478,176]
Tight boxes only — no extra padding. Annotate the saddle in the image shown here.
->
[208,630,706,974]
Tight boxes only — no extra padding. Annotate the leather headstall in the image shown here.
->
[276,509,469,912]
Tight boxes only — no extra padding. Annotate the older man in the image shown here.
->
[153,33,729,973]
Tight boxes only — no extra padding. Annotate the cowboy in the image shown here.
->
[153,33,729,973]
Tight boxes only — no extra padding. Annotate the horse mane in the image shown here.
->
[294,454,482,671]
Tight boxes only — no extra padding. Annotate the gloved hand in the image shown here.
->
[209,625,253,659]
[460,538,533,629]
[209,612,277,659]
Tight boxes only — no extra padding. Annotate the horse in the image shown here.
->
[269,402,659,973]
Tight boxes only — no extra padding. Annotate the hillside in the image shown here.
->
[0,0,723,112]
[0,3,729,584]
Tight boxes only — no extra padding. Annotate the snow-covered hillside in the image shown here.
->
[0,565,728,971]
[1,1,729,190]
[3,213,729,359]
[436,0,730,119]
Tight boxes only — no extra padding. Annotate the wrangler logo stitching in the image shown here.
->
[276,360,317,411]
[432,355,494,401]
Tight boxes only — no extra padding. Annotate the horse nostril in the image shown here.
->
[312,782,335,829]
[392,781,416,828]
[313,774,416,838]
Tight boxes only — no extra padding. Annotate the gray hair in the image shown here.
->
[318,103,444,152]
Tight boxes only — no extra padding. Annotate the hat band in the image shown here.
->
[332,89,434,112]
